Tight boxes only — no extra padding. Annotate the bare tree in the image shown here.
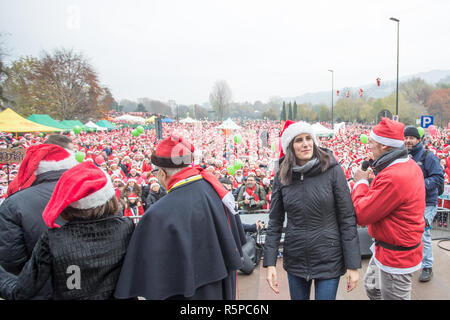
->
[35,48,107,120]
[209,80,232,121]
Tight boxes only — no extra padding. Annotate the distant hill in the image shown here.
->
[284,69,450,106]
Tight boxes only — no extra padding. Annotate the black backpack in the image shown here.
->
[420,150,445,196]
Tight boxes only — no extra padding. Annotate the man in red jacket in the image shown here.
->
[352,118,425,300]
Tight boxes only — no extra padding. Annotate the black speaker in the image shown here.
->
[358,227,373,259]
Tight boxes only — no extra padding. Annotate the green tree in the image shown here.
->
[280,101,286,121]
[262,107,277,120]
[293,101,298,120]
[136,103,146,112]
[288,102,293,120]
[318,104,330,122]
[2,56,40,115]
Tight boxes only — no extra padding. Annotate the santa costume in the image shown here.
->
[352,118,425,274]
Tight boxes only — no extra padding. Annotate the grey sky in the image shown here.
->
[1,0,449,105]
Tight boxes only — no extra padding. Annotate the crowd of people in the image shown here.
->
[1,120,449,213]
[0,117,449,300]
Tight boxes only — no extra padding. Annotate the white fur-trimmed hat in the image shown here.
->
[370,117,405,148]
[42,161,115,228]
[280,121,318,154]
[7,144,78,196]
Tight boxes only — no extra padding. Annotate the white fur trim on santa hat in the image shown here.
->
[281,122,318,153]
[34,150,79,176]
[369,130,404,148]
[69,170,115,210]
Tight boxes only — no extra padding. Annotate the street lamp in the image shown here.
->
[328,69,334,129]
[390,17,400,118]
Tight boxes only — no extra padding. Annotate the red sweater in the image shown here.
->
[352,158,425,272]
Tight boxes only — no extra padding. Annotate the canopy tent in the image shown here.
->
[27,114,72,130]
[0,108,64,133]
[96,120,117,130]
[60,120,85,129]
[85,121,107,131]
[145,115,156,123]
[162,117,174,123]
[114,114,146,124]
[180,117,198,124]
[217,118,241,130]
[312,123,334,137]
[334,122,346,133]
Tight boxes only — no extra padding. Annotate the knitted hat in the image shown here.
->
[370,117,405,148]
[404,126,421,140]
[7,144,78,196]
[151,136,194,168]
[280,121,318,155]
[42,161,115,228]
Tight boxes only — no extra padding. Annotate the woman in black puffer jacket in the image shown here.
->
[263,122,361,300]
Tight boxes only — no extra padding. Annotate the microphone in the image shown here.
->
[361,159,373,171]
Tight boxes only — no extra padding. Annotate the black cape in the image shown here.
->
[114,178,246,300]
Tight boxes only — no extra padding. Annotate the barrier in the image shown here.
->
[433,208,449,231]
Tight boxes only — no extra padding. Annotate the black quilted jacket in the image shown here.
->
[0,216,134,300]
[263,150,361,280]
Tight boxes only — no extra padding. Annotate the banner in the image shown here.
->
[0,147,26,164]
[440,185,450,200]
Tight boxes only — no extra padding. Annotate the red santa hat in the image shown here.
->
[280,121,318,155]
[42,161,115,228]
[369,117,405,148]
[7,144,78,196]
[127,193,138,200]
[151,135,194,168]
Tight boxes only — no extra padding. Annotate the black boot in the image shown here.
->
[419,268,433,282]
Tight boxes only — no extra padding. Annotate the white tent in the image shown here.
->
[85,121,107,131]
[114,114,146,124]
[180,117,198,123]
[312,123,334,137]
[217,118,241,130]
[334,122,346,133]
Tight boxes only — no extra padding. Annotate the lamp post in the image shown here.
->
[390,17,400,118]
[328,69,334,129]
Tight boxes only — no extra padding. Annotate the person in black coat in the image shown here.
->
[144,181,166,210]
[263,121,361,300]
[114,136,245,300]
[0,162,134,300]
[0,137,78,299]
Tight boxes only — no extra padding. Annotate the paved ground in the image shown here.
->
[237,240,450,300]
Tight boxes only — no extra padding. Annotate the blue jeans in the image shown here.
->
[422,205,438,269]
[287,273,340,300]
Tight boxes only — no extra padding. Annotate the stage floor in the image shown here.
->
[237,240,450,300]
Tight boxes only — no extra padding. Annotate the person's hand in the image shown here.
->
[346,269,359,292]
[256,220,265,231]
[353,166,370,183]
[266,266,279,294]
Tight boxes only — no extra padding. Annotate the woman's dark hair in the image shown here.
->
[60,196,119,222]
[279,138,331,186]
